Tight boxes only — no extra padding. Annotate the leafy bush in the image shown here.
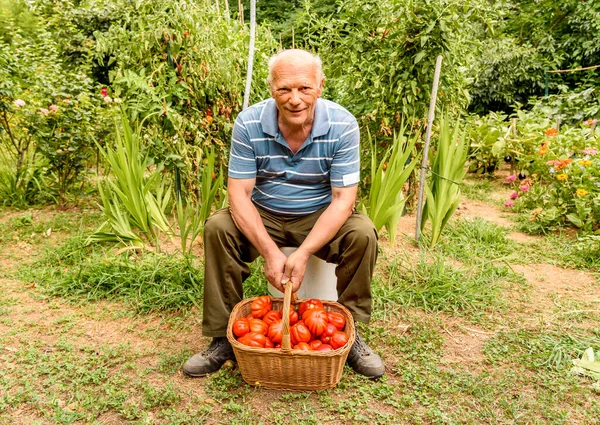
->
[93,0,277,188]
[0,0,111,205]
[302,0,484,135]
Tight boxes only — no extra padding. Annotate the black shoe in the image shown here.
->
[346,330,385,379]
[182,337,236,377]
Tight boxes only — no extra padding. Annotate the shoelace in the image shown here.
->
[350,333,371,358]
[204,338,227,355]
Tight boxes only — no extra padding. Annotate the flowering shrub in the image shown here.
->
[504,140,600,233]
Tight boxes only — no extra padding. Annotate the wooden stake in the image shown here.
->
[510,118,517,173]
[242,0,256,110]
[415,56,443,243]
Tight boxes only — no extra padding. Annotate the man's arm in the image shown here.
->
[228,177,289,292]
[282,185,357,292]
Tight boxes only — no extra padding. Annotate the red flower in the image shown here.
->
[101,88,108,97]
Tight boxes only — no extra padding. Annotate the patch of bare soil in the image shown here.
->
[454,198,515,227]
[510,264,600,311]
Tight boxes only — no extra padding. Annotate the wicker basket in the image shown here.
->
[226,282,355,390]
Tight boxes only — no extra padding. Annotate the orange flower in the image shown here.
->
[556,173,568,181]
[545,128,558,137]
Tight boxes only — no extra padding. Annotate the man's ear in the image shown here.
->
[317,78,324,96]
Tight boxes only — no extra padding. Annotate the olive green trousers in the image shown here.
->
[201,207,378,337]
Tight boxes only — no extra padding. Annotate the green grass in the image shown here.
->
[461,179,495,201]
[485,327,600,371]
[435,217,518,263]
[515,232,600,272]
[2,194,600,424]
[22,245,204,313]
[372,252,513,321]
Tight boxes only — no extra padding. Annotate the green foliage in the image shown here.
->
[302,0,482,134]
[421,117,469,247]
[0,1,110,205]
[27,250,203,313]
[89,111,172,248]
[93,0,277,182]
[359,126,418,244]
[469,0,600,112]
[373,252,506,318]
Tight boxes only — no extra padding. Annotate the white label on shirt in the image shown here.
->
[343,171,360,186]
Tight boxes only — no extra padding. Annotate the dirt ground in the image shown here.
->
[1,184,599,424]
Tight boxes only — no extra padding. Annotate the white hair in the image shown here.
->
[267,49,324,86]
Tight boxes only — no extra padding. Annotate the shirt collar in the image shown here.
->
[260,98,330,138]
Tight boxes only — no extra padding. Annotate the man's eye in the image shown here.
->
[279,88,290,93]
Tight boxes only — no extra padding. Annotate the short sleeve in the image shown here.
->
[330,119,360,187]
[228,118,257,179]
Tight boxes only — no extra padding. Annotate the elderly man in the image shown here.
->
[183,49,384,379]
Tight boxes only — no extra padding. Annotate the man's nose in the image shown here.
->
[289,89,301,105]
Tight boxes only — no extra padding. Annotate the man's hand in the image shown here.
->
[281,247,311,294]
[263,250,289,294]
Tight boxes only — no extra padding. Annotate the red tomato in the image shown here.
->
[290,322,311,345]
[293,342,311,351]
[250,296,272,318]
[248,318,268,335]
[327,312,346,331]
[320,323,338,344]
[303,309,329,336]
[308,340,322,350]
[315,344,333,352]
[298,299,324,317]
[288,308,299,326]
[268,320,283,344]
[330,331,349,350]
[232,317,250,337]
[264,338,274,349]
[238,332,267,347]
[263,310,282,326]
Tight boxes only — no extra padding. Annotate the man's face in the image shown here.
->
[269,61,323,130]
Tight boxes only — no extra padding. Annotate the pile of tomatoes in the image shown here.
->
[232,296,349,351]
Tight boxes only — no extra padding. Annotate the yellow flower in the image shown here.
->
[578,160,593,167]
[556,174,568,181]
[576,189,588,197]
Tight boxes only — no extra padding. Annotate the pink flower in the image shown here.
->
[13,99,25,107]
[39,108,49,115]
[519,184,530,192]
[103,96,113,103]
[510,191,519,200]
[505,174,517,182]
[49,104,59,112]
[583,119,598,126]
[581,148,598,156]
[504,200,514,208]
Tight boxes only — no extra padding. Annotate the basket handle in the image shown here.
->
[281,281,293,352]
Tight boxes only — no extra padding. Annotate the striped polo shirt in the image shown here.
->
[228,98,360,216]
